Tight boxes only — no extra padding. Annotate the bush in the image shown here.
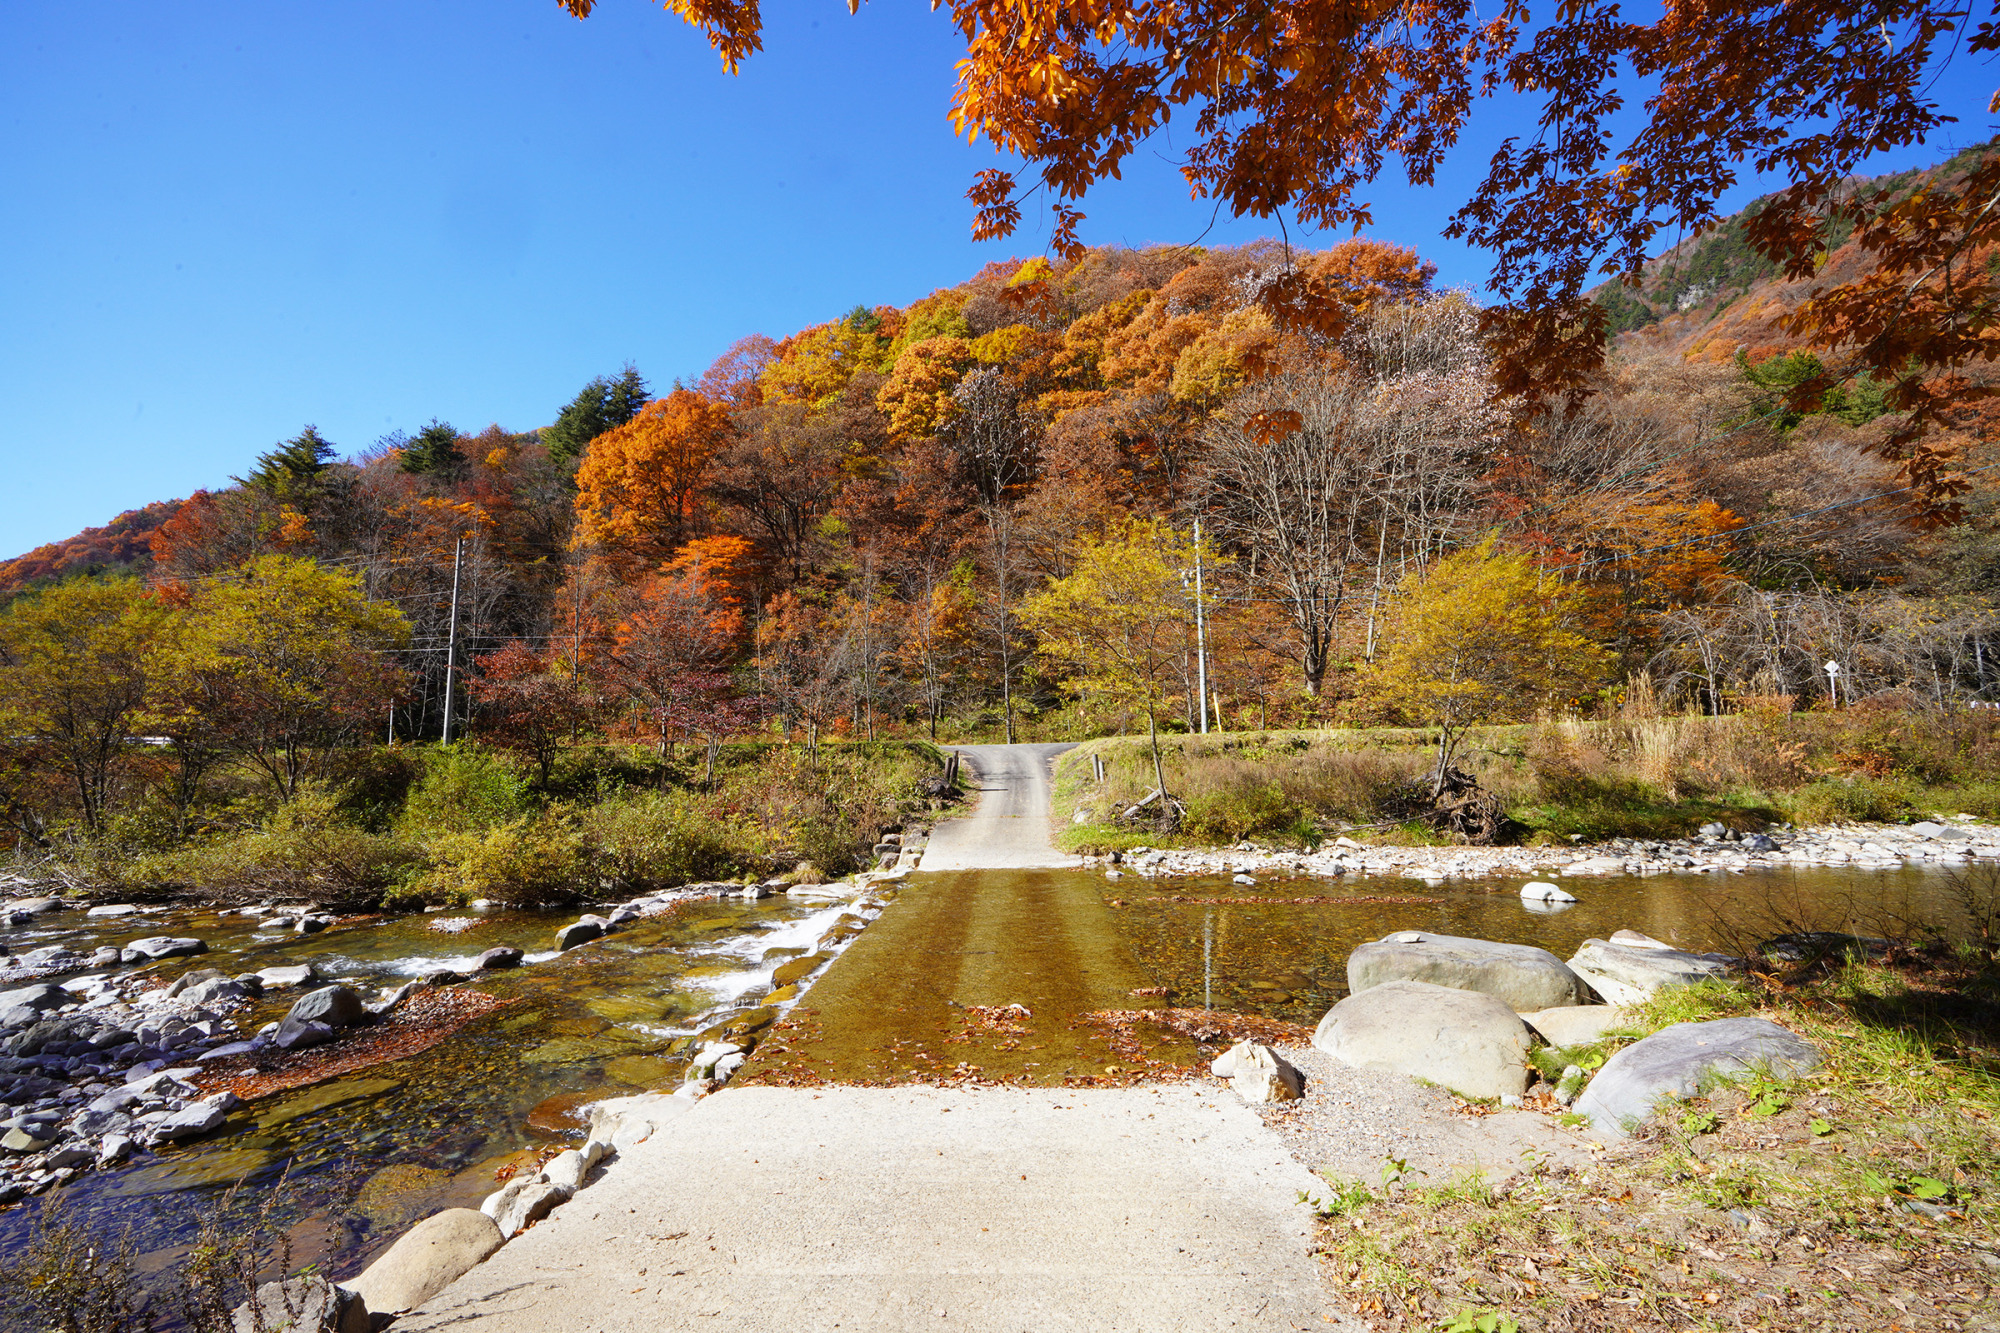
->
[1781,776,1917,825]
[397,746,529,838]
[1181,781,1301,842]
[396,810,586,908]
[120,783,416,904]
[580,791,744,890]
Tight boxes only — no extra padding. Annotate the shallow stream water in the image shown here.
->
[0,889,876,1295]
[0,857,1979,1307]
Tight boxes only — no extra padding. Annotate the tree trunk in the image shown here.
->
[1147,707,1169,800]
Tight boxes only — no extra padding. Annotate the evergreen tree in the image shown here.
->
[399,418,464,476]
[238,426,336,499]
[544,363,650,467]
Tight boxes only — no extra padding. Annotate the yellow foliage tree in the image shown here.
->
[876,337,973,440]
[1020,517,1216,798]
[1367,536,1610,797]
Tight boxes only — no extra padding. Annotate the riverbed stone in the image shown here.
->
[152,1100,230,1142]
[586,1089,699,1150]
[119,937,208,964]
[275,1020,336,1051]
[257,964,317,989]
[231,1276,369,1333]
[345,1209,504,1315]
[1313,979,1531,1099]
[180,976,247,1007]
[0,984,69,1016]
[2,1127,49,1153]
[1519,881,1577,904]
[1347,931,1587,1012]
[1566,938,1740,1005]
[1210,1040,1303,1103]
[283,985,367,1031]
[771,953,830,987]
[1522,1005,1629,1048]
[475,946,524,971]
[484,1178,572,1236]
[1575,1016,1820,1138]
[554,919,603,952]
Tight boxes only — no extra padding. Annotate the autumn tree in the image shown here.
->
[469,643,597,782]
[1020,518,1213,799]
[162,555,410,799]
[0,579,168,830]
[574,388,734,567]
[569,0,1995,504]
[1366,537,1609,798]
[755,591,852,767]
[600,554,746,760]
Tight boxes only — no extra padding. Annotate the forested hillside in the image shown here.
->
[6,141,2000,870]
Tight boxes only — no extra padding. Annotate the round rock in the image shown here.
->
[1347,931,1586,1012]
[1313,979,1531,1100]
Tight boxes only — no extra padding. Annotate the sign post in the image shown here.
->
[1824,659,1842,706]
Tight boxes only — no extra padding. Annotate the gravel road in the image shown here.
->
[919,743,1080,871]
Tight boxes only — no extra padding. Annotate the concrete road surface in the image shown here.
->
[919,743,1080,871]
[397,1084,1347,1332]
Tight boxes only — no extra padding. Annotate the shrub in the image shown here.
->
[580,791,744,889]
[397,810,586,908]
[121,783,416,904]
[1181,780,1301,842]
[397,746,528,838]
[1781,776,1916,825]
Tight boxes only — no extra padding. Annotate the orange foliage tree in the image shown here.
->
[575,389,735,566]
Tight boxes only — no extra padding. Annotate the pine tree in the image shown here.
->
[238,426,336,499]
[399,419,464,476]
[544,363,650,467]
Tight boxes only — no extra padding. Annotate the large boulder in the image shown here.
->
[1566,938,1739,1006]
[1522,1006,1629,1048]
[1575,1016,1820,1137]
[0,984,68,1017]
[1313,979,1531,1100]
[474,946,523,971]
[553,919,604,952]
[344,1208,504,1314]
[231,1276,369,1333]
[1347,931,1587,1012]
[120,936,208,964]
[275,985,367,1048]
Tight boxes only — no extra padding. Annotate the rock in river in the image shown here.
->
[345,1208,504,1315]
[1347,931,1587,1012]
[230,1276,368,1333]
[1575,1016,1820,1137]
[275,985,367,1049]
[1314,979,1531,1100]
[474,946,524,971]
[120,936,208,964]
[554,919,604,952]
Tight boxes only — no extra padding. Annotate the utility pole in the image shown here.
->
[441,539,464,746]
[1194,516,1210,734]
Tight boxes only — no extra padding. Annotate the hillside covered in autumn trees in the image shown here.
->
[6,142,2000,874]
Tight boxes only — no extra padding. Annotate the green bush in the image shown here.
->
[1780,776,1916,825]
[396,810,586,908]
[122,783,417,904]
[398,745,529,838]
[1181,782,1301,842]
[580,791,744,889]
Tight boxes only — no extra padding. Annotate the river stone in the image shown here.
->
[485,1178,572,1236]
[2,1127,49,1153]
[1522,1005,1630,1048]
[771,954,830,987]
[1347,931,1586,1012]
[87,904,141,918]
[275,1020,336,1051]
[165,968,227,998]
[257,963,318,989]
[587,1089,700,1150]
[0,983,69,1015]
[1210,1040,1302,1103]
[1566,938,1740,1006]
[152,1100,231,1142]
[345,1209,504,1315]
[1519,881,1577,904]
[474,946,523,971]
[539,1140,608,1191]
[284,985,367,1031]
[120,937,208,964]
[231,1276,368,1333]
[554,919,603,952]
[180,976,247,1007]
[5,897,62,916]
[1575,1016,1820,1138]
[1313,979,1531,1100]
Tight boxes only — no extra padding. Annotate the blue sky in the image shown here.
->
[2,1,1991,557]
